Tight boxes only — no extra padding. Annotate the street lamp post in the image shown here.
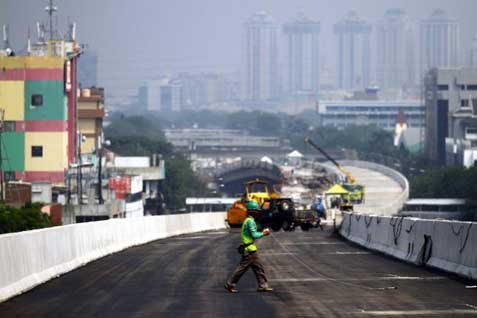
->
[0,109,4,202]
[97,139,110,204]
[97,147,103,204]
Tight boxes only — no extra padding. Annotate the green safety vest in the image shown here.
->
[241,216,263,253]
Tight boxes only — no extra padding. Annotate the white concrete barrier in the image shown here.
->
[340,212,477,280]
[0,212,227,303]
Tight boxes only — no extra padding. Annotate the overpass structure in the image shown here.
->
[216,160,283,196]
[0,161,476,317]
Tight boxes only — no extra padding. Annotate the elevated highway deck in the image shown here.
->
[323,161,408,216]
[1,227,475,317]
[346,166,405,215]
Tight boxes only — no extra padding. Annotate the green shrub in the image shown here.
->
[0,203,52,235]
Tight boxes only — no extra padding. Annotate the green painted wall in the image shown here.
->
[2,132,25,171]
[24,81,67,121]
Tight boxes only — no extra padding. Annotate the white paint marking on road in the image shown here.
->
[261,252,295,256]
[269,276,445,283]
[466,304,477,309]
[355,309,477,316]
[175,236,210,240]
[175,232,228,240]
[325,251,371,255]
[262,250,368,256]
[282,242,346,245]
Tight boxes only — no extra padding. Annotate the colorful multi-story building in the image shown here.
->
[78,87,105,154]
[0,45,80,185]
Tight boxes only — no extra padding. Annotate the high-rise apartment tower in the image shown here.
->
[334,11,372,90]
[283,12,320,95]
[242,12,279,100]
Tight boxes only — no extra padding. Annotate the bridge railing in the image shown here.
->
[340,212,477,280]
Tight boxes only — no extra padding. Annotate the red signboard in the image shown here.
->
[109,176,131,199]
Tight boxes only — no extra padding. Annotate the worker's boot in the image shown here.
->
[225,282,238,293]
[257,286,273,292]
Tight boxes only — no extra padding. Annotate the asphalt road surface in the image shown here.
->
[344,165,404,215]
[1,226,476,317]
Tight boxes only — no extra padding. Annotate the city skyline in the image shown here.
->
[2,0,477,107]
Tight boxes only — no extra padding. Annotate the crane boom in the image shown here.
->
[304,137,356,184]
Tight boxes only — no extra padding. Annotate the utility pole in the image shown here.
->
[97,148,103,204]
[77,132,83,204]
[97,140,110,204]
[0,109,4,202]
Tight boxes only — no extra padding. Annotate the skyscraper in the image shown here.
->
[334,11,372,90]
[470,35,477,69]
[242,12,279,101]
[420,9,460,78]
[283,12,320,95]
[376,9,415,90]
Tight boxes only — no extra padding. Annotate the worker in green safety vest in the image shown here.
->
[225,200,273,293]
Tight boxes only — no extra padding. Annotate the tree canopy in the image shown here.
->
[0,203,52,234]
[105,116,210,211]
[410,166,477,201]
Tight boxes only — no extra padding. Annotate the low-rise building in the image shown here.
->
[164,128,284,152]
[108,155,166,215]
[78,87,105,154]
[317,99,425,150]
[317,100,424,130]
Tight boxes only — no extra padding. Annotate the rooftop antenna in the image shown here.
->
[37,22,46,43]
[55,14,62,40]
[2,25,9,49]
[27,27,31,54]
[67,22,76,42]
[45,0,57,40]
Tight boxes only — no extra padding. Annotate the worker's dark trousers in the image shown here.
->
[228,252,268,288]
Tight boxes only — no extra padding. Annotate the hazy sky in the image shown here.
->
[1,0,477,105]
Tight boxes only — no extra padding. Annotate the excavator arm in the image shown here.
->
[304,137,356,184]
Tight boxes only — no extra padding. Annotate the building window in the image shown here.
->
[461,100,470,108]
[31,94,43,106]
[4,171,15,182]
[31,146,43,157]
[467,85,477,91]
[2,121,15,132]
[437,85,449,91]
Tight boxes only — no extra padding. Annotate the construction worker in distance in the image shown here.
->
[225,200,273,293]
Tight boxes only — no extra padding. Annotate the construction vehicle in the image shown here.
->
[226,179,296,231]
[304,137,365,206]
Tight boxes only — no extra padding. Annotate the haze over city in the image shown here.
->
[1,1,477,316]
[2,0,477,108]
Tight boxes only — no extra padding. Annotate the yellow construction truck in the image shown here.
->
[227,179,316,231]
